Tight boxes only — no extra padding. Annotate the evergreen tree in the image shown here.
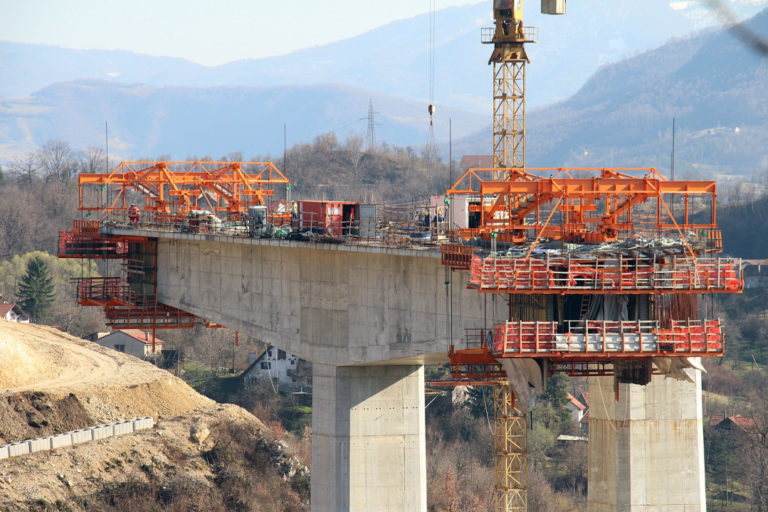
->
[17,256,55,323]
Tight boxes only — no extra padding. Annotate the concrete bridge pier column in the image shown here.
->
[311,363,427,512]
[587,367,707,512]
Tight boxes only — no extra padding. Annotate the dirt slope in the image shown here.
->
[0,321,309,511]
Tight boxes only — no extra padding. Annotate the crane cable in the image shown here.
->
[427,0,437,177]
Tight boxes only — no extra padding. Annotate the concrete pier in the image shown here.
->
[587,368,706,512]
[312,364,427,512]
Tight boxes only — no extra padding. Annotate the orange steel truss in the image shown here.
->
[78,161,289,220]
[447,167,719,245]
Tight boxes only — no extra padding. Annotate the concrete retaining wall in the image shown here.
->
[0,417,154,461]
[71,429,93,445]
[7,442,29,457]
[113,420,134,436]
[28,437,51,453]
[91,425,114,440]
[51,433,73,449]
[133,417,154,430]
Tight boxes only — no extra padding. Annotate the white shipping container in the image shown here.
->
[541,0,566,14]
[359,204,376,238]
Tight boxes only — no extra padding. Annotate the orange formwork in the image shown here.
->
[491,319,724,358]
[468,254,743,293]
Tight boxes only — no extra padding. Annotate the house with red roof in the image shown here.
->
[710,414,761,439]
[0,303,28,323]
[567,391,590,436]
[95,329,164,359]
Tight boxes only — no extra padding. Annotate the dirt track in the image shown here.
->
[2,321,175,393]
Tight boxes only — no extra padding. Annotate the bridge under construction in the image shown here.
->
[56,1,745,510]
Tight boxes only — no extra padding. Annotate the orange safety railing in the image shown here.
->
[441,243,475,269]
[491,319,724,358]
[469,254,743,293]
[75,277,130,306]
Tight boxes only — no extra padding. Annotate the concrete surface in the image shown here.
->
[312,364,427,512]
[587,368,706,512]
[155,236,507,365]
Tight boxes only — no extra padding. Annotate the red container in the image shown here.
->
[298,200,359,237]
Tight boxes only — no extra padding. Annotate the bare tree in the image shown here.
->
[10,152,40,185]
[84,146,106,173]
[38,139,79,181]
[743,389,768,511]
[344,132,365,176]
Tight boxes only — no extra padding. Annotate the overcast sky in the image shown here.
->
[1,0,766,66]
[0,0,478,66]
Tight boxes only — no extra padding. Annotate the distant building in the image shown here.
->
[95,329,164,359]
[709,414,761,440]
[243,346,310,392]
[567,391,590,436]
[0,303,29,323]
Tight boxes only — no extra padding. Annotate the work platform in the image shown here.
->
[468,253,742,293]
[491,319,723,358]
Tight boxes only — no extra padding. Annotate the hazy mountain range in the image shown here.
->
[1,1,767,175]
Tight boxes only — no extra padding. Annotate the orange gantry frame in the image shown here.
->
[447,167,719,246]
[78,161,290,220]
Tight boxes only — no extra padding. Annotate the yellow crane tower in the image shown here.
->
[481,1,565,511]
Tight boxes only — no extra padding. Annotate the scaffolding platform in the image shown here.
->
[75,277,130,306]
[58,231,128,259]
[469,254,743,293]
[491,319,724,358]
[102,304,199,329]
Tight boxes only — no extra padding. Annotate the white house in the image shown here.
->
[567,391,590,436]
[243,346,309,392]
[0,303,29,323]
[95,329,164,359]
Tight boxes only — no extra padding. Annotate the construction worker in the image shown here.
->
[128,204,140,224]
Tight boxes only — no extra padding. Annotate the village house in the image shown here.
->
[567,391,590,436]
[243,345,310,393]
[93,329,164,359]
[0,303,29,323]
